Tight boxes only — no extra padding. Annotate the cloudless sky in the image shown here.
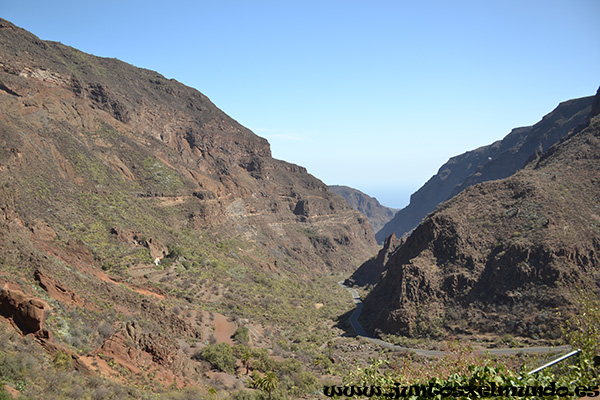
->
[2,1,599,207]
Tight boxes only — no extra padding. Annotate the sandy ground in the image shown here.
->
[213,313,236,344]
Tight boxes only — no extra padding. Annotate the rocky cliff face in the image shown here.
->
[376,96,594,243]
[362,88,600,340]
[0,18,377,392]
[329,185,397,233]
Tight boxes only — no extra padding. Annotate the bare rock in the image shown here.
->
[28,219,57,241]
[96,322,195,382]
[34,269,83,306]
[0,281,50,334]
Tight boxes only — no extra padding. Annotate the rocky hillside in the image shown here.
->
[344,233,402,287]
[0,17,377,273]
[329,185,397,232]
[361,87,600,340]
[376,96,594,243]
[0,18,378,397]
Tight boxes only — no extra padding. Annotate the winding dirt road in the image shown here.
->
[338,281,571,357]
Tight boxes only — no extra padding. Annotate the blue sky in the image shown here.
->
[3,1,599,208]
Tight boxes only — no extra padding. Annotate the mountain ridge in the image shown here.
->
[376,96,594,243]
[329,185,397,232]
[361,87,600,340]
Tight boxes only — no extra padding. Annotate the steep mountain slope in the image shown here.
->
[0,18,377,395]
[345,233,402,287]
[329,185,397,232]
[0,18,376,272]
[376,96,594,243]
[361,87,600,340]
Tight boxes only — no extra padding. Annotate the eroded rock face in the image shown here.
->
[0,281,50,334]
[34,269,83,306]
[97,322,195,381]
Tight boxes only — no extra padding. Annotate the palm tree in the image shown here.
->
[255,371,279,400]
[240,350,252,375]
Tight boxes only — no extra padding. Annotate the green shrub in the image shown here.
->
[229,389,258,400]
[0,382,10,400]
[249,348,276,373]
[233,327,250,344]
[561,289,600,384]
[196,343,237,373]
[166,243,183,260]
[52,351,73,370]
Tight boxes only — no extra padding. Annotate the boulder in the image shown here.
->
[0,281,50,334]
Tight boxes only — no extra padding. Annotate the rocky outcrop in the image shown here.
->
[362,89,600,339]
[0,281,50,335]
[98,322,189,372]
[329,185,398,232]
[376,96,594,243]
[34,269,83,306]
